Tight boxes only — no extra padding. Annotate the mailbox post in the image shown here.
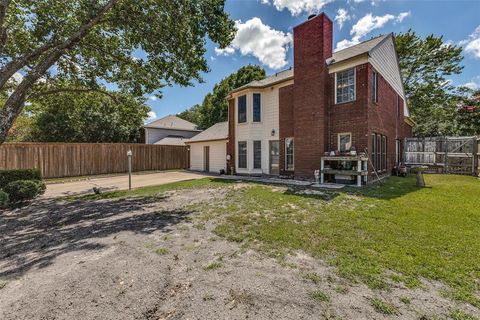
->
[127,150,132,190]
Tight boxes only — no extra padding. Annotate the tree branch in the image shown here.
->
[0,0,10,53]
[0,0,120,144]
[29,87,118,102]
[0,0,119,90]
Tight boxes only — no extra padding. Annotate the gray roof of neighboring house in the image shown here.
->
[187,122,228,143]
[145,115,201,131]
[153,136,187,146]
[331,34,390,64]
[229,34,390,94]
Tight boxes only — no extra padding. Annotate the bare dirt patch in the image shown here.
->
[0,184,477,319]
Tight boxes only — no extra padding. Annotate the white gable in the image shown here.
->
[369,35,410,117]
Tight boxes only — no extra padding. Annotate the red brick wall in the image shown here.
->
[327,64,369,154]
[279,84,294,176]
[367,63,412,175]
[292,14,333,179]
[226,98,235,174]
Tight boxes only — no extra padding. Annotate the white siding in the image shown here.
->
[233,83,288,174]
[369,37,409,116]
[189,140,227,173]
[145,128,199,144]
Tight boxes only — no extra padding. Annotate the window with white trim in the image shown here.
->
[238,141,247,168]
[338,133,352,152]
[253,140,262,169]
[285,138,294,171]
[238,95,246,123]
[253,93,261,122]
[335,68,355,104]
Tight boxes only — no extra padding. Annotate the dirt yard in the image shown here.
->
[0,180,478,320]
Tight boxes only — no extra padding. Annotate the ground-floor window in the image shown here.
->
[371,133,387,172]
[238,141,247,169]
[285,137,294,171]
[338,132,352,152]
[253,140,262,169]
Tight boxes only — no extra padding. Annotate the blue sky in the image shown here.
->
[146,0,480,122]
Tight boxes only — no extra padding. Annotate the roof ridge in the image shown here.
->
[333,33,388,54]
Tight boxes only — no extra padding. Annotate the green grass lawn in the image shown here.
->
[70,174,480,308]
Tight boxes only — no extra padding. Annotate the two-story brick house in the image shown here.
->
[190,13,413,181]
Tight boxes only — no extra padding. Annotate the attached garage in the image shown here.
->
[187,122,228,173]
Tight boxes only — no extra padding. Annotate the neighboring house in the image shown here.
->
[189,13,413,180]
[144,115,202,145]
[187,122,228,173]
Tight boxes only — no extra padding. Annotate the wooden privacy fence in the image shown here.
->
[0,143,189,178]
[404,136,479,176]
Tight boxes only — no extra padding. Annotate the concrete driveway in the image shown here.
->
[44,171,213,198]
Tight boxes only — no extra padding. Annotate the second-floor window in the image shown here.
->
[335,68,355,104]
[238,95,247,123]
[372,71,378,103]
[253,93,261,122]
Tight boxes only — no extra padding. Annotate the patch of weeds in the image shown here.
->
[302,272,322,284]
[0,281,6,289]
[334,286,348,294]
[154,248,169,255]
[203,293,215,301]
[144,242,155,249]
[308,290,330,303]
[370,297,398,315]
[182,243,196,252]
[203,261,223,271]
[177,225,190,232]
[162,235,169,241]
[227,289,255,307]
[193,223,206,230]
[449,309,478,320]
[399,296,411,304]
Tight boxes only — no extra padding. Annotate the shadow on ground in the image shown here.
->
[0,195,191,278]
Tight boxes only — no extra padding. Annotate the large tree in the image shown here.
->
[178,65,266,129]
[395,30,464,136]
[0,0,235,143]
[23,89,149,143]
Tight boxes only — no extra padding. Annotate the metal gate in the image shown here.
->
[404,136,478,175]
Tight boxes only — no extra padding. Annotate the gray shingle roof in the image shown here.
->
[230,68,294,93]
[187,122,228,143]
[153,137,187,146]
[331,34,390,64]
[145,115,200,131]
[229,34,390,93]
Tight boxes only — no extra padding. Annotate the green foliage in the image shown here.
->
[308,290,330,303]
[3,180,46,203]
[0,169,42,188]
[0,190,9,207]
[25,89,149,143]
[0,0,235,143]
[395,30,470,136]
[370,298,399,315]
[449,309,478,320]
[178,65,266,129]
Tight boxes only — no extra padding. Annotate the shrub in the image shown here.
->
[0,190,8,207]
[3,180,45,203]
[0,169,42,189]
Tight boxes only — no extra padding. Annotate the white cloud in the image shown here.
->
[335,8,350,29]
[462,26,480,59]
[335,12,411,51]
[149,95,158,101]
[147,111,157,121]
[396,11,411,23]
[214,18,292,70]
[461,82,479,90]
[261,0,333,16]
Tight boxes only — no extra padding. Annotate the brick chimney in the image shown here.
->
[292,13,333,179]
